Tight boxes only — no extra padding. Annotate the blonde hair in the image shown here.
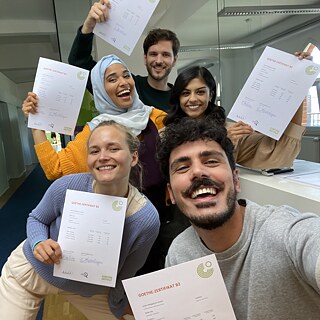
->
[88,120,143,190]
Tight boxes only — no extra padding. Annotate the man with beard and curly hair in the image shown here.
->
[156,117,320,320]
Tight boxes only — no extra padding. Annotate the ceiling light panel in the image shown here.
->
[218,5,320,16]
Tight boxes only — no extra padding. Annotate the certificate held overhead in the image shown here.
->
[94,0,161,56]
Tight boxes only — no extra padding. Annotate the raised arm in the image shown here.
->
[22,92,47,144]
[81,0,111,34]
[22,93,90,180]
[68,0,111,93]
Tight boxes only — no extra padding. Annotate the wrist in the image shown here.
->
[32,240,45,252]
[81,21,95,34]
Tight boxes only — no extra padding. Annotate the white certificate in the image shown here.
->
[228,46,320,140]
[122,254,236,319]
[28,57,89,135]
[94,0,160,56]
[53,189,127,287]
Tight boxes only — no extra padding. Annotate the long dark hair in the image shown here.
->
[163,66,226,126]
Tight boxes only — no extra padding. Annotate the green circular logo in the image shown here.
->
[197,261,214,278]
[112,200,124,212]
[305,65,319,75]
[77,71,86,80]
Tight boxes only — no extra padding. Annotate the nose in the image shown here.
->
[118,76,129,87]
[190,161,208,180]
[189,91,198,102]
[155,54,163,64]
[98,149,110,161]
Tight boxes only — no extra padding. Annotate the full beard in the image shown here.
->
[180,186,237,230]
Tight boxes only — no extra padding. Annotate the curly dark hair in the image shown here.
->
[163,66,226,126]
[143,28,180,56]
[157,117,235,182]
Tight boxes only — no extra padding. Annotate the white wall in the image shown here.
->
[0,73,37,196]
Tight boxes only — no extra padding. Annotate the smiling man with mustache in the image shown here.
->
[156,116,320,320]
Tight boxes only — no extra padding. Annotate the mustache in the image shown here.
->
[182,178,224,198]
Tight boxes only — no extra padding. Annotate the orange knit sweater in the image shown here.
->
[34,108,166,180]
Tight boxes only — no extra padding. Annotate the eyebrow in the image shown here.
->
[88,142,120,149]
[170,150,225,170]
[149,50,172,54]
[200,150,224,158]
[182,86,208,91]
[170,156,190,171]
[105,69,129,78]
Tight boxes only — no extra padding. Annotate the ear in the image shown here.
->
[172,54,178,67]
[143,54,147,66]
[233,169,241,193]
[167,183,176,204]
[130,151,139,167]
[209,91,214,102]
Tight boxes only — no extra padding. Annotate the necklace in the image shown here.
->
[92,179,97,193]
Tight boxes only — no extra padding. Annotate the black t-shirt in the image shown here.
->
[133,75,172,112]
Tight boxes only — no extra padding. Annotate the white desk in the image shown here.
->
[238,160,320,214]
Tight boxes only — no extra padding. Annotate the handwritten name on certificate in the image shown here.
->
[53,190,127,287]
[28,57,89,135]
[123,254,236,320]
[228,46,320,140]
[94,0,160,56]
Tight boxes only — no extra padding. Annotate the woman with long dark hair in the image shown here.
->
[164,66,226,126]
[163,65,305,169]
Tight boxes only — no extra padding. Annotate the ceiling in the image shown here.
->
[1,0,320,84]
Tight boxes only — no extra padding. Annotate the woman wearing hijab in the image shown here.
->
[23,54,167,224]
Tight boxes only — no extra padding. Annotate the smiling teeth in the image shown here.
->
[188,105,200,109]
[191,187,216,199]
[98,165,114,170]
[118,89,130,95]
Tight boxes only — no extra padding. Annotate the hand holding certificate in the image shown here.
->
[94,0,160,56]
[54,190,127,287]
[28,57,89,135]
[123,254,236,320]
[227,46,319,140]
